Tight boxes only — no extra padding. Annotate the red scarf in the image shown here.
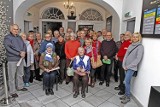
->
[28,39,34,48]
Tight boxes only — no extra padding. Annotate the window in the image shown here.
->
[79,9,103,21]
[42,7,65,19]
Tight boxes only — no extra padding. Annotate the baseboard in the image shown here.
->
[131,94,144,107]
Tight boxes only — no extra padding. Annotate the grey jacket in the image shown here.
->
[3,33,26,61]
[123,42,144,71]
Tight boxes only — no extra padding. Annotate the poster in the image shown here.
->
[140,0,160,38]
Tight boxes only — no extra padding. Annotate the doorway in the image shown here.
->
[42,22,62,37]
[126,19,135,33]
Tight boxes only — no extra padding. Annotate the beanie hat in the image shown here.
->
[46,43,53,50]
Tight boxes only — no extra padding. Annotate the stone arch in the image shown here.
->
[79,8,103,21]
[41,7,65,19]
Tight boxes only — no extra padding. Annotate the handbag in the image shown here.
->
[66,60,74,76]
[91,46,103,69]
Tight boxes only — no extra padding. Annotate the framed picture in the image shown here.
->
[106,16,112,32]
[78,25,93,30]
[140,0,160,38]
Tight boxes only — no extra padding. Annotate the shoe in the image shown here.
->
[45,89,50,96]
[17,88,28,91]
[81,91,86,98]
[118,91,125,95]
[36,78,42,81]
[106,82,109,87]
[49,89,54,95]
[59,80,63,84]
[114,86,120,90]
[73,92,79,98]
[25,83,30,87]
[91,82,95,88]
[66,82,69,85]
[11,93,18,98]
[120,95,127,100]
[99,81,104,85]
[121,96,130,104]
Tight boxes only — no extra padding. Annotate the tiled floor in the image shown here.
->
[2,78,139,107]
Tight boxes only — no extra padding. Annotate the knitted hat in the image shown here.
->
[46,43,54,49]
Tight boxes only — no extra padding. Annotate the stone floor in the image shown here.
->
[2,78,139,107]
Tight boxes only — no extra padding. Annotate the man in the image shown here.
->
[59,27,65,37]
[98,29,107,42]
[52,30,60,44]
[4,24,27,98]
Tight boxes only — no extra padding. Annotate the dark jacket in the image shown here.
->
[55,42,66,59]
[100,39,117,59]
[3,33,26,61]
[39,40,55,54]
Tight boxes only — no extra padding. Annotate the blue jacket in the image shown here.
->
[73,55,91,72]
[39,40,55,54]
[3,33,26,61]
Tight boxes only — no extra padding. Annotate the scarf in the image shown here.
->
[85,46,92,54]
[44,50,54,63]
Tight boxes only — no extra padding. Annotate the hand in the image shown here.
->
[57,56,60,60]
[71,57,75,61]
[123,67,127,71]
[20,51,25,58]
[44,68,50,72]
[81,68,86,72]
[77,67,81,71]
[103,56,108,60]
[115,55,118,60]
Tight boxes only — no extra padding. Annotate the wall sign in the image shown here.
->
[140,0,160,38]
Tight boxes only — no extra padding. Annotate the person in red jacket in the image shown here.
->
[65,32,80,84]
[114,31,132,95]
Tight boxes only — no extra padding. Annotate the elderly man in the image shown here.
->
[73,47,91,98]
[4,24,27,98]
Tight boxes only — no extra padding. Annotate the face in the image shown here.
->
[89,31,94,36]
[21,34,27,41]
[124,32,131,41]
[78,48,85,56]
[81,31,86,38]
[132,34,139,43]
[106,32,112,41]
[85,40,91,47]
[59,27,64,33]
[36,34,41,40]
[70,35,75,40]
[65,34,70,40]
[77,31,81,39]
[58,36,64,42]
[47,47,52,53]
[11,25,19,35]
[83,28,88,34]
[45,34,52,41]
[97,32,102,37]
[120,34,124,41]
[54,31,60,38]
[102,30,107,36]
[92,34,98,40]
[67,28,72,34]
[28,34,34,40]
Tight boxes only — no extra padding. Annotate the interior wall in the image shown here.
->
[122,0,160,107]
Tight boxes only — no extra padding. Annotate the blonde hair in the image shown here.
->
[131,32,142,42]
[19,32,26,37]
[85,38,92,43]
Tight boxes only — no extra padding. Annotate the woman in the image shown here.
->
[73,47,91,98]
[84,38,97,87]
[114,31,131,95]
[33,32,42,81]
[65,32,80,84]
[100,32,117,87]
[120,32,144,104]
[55,36,66,84]
[20,33,34,87]
[39,43,59,95]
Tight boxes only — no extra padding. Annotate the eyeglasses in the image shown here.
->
[13,28,19,30]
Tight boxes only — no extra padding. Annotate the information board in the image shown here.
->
[140,0,160,38]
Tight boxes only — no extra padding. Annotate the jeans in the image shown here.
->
[23,66,31,83]
[43,71,57,89]
[124,69,135,97]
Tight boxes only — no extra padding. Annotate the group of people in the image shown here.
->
[3,24,144,104]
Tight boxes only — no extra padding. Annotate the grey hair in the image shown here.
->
[70,32,76,37]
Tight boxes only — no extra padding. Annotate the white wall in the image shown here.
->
[122,0,160,107]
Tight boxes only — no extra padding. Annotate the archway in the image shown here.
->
[14,0,122,40]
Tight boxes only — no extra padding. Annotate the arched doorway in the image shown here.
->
[14,0,122,40]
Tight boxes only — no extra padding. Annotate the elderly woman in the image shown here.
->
[39,43,59,95]
[20,33,34,87]
[73,47,91,98]
[120,32,144,104]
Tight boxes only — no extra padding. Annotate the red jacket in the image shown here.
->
[65,40,80,59]
[117,40,131,61]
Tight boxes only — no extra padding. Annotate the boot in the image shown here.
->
[49,89,54,95]
[73,92,79,98]
[45,89,50,96]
